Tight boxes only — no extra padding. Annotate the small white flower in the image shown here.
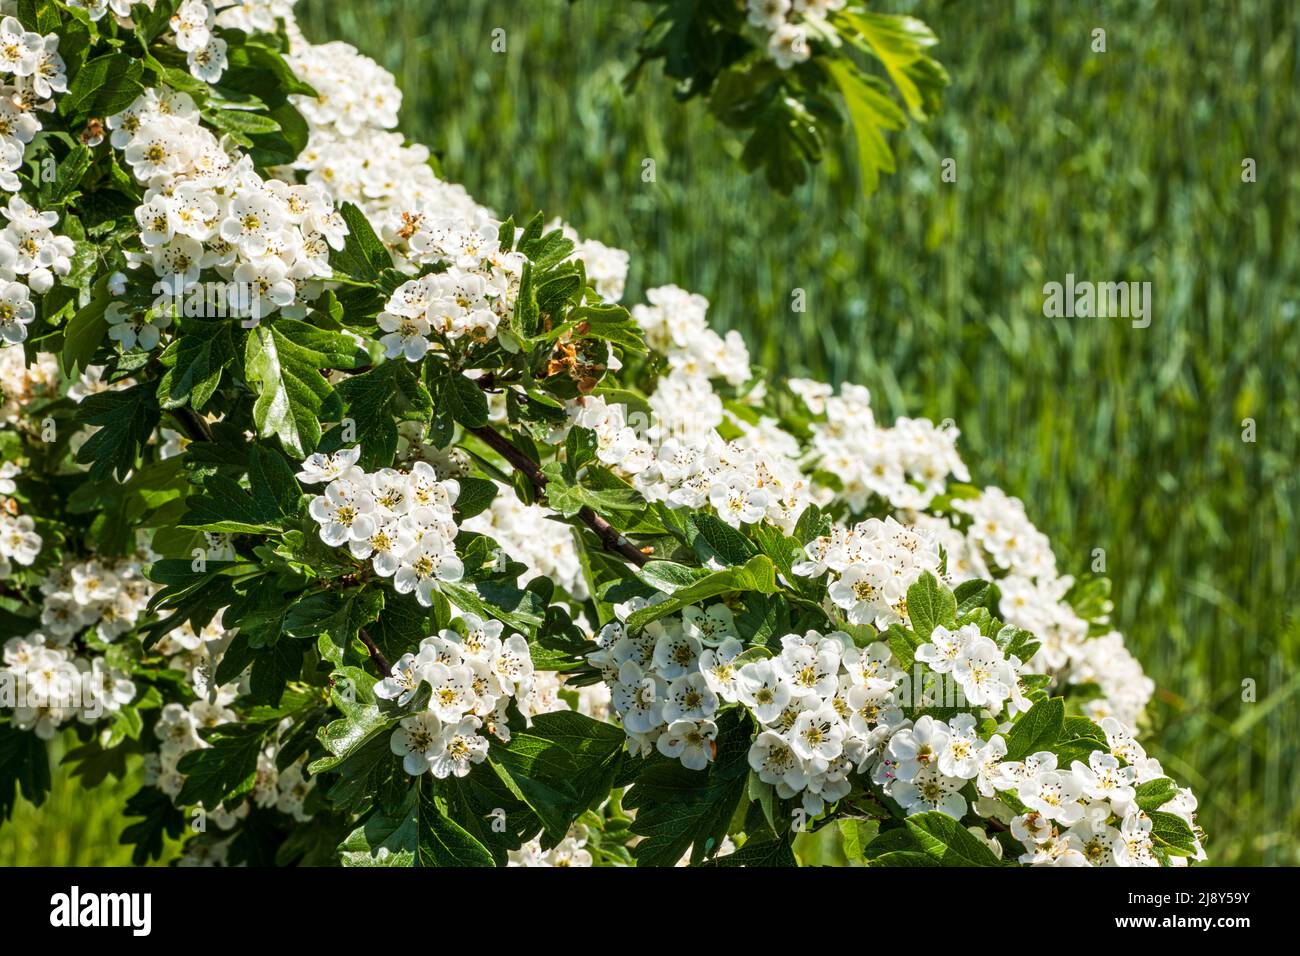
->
[374,653,425,707]
[390,711,443,775]
[736,658,791,724]
[661,671,718,724]
[429,717,488,779]
[937,712,982,780]
[295,446,362,485]
[656,718,717,771]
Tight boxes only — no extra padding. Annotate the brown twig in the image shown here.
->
[469,424,649,568]
[358,628,391,674]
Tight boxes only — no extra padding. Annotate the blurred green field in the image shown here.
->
[7,0,1296,866]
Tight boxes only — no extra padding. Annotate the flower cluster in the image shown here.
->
[0,342,57,422]
[631,285,750,387]
[930,487,1154,724]
[1,630,135,738]
[588,604,735,770]
[990,718,1205,865]
[148,707,317,825]
[379,612,534,777]
[377,238,524,356]
[109,86,346,344]
[144,605,319,865]
[592,608,910,817]
[797,380,970,512]
[0,15,65,191]
[169,0,229,83]
[285,39,489,272]
[745,0,845,69]
[794,515,944,628]
[3,551,151,740]
[38,556,155,643]
[508,825,594,867]
[0,462,39,577]
[0,196,73,343]
[561,389,810,534]
[287,39,402,138]
[299,447,465,607]
[954,487,1057,580]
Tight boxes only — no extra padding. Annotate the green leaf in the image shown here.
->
[639,559,711,595]
[526,711,626,814]
[284,587,383,652]
[842,11,948,121]
[207,107,282,135]
[180,445,301,533]
[158,318,237,410]
[871,849,941,866]
[1004,697,1065,760]
[1147,809,1198,856]
[309,667,395,773]
[438,579,545,635]
[904,811,1002,866]
[74,381,161,481]
[61,277,113,374]
[442,371,489,429]
[119,787,185,865]
[1134,778,1179,813]
[1051,715,1109,765]
[330,202,392,280]
[176,724,270,808]
[626,555,779,631]
[453,476,498,520]
[625,709,751,866]
[689,512,757,565]
[247,638,302,706]
[953,578,999,617]
[60,53,145,120]
[793,503,832,544]
[906,571,956,639]
[826,59,904,196]
[0,723,51,821]
[245,319,366,457]
[41,143,93,206]
[339,788,419,866]
[540,460,643,518]
[995,623,1040,664]
[839,818,881,862]
[538,303,646,354]
[416,781,495,867]
[326,362,432,470]
[708,834,797,867]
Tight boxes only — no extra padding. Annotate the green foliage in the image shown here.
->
[626,0,947,193]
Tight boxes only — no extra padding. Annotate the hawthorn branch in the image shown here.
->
[358,628,391,674]
[469,424,649,568]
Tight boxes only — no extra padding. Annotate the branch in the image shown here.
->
[358,628,391,674]
[469,424,649,568]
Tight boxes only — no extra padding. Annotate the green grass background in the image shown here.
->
[7,0,1295,866]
